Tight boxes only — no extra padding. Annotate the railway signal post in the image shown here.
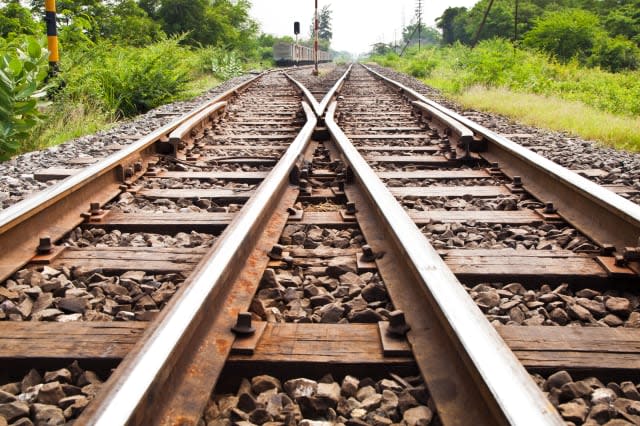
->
[313,0,319,75]
[45,0,59,73]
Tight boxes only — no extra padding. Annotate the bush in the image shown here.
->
[61,38,192,117]
[198,48,243,80]
[591,36,640,72]
[371,38,640,116]
[0,36,49,160]
[523,9,604,63]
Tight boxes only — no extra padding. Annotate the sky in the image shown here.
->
[250,0,479,55]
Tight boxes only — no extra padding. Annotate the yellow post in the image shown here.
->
[45,0,59,72]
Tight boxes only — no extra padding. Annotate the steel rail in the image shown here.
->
[317,63,353,115]
[325,100,563,425]
[284,64,353,117]
[362,63,640,251]
[169,101,227,146]
[0,74,262,282]
[284,74,321,116]
[83,101,317,425]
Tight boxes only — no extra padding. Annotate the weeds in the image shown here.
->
[372,40,640,150]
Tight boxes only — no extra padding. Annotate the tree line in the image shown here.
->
[436,0,640,71]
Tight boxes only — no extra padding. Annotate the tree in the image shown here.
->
[309,4,332,47]
[402,23,441,46]
[436,7,468,44]
[158,0,207,42]
[523,9,604,62]
[101,0,164,46]
[464,0,515,44]
[157,0,257,47]
[0,1,41,39]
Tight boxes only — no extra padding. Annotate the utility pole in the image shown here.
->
[471,0,495,48]
[313,0,319,75]
[44,0,59,74]
[416,0,423,51]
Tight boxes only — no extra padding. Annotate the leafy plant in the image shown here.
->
[0,36,49,160]
[62,37,192,117]
[206,48,243,80]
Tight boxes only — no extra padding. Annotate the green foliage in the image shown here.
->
[61,38,192,117]
[99,0,165,47]
[0,2,42,39]
[199,48,243,80]
[0,36,49,160]
[590,36,640,72]
[523,9,603,62]
[402,23,441,46]
[436,7,469,45]
[158,0,258,48]
[371,39,640,117]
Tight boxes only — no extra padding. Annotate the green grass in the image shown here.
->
[25,102,113,152]
[455,87,640,151]
[371,39,640,151]
[22,72,222,154]
[177,74,222,102]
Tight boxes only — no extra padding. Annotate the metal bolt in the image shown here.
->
[615,254,627,267]
[449,150,457,160]
[300,168,309,179]
[543,202,556,214]
[90,202,102,216]
[512,176,522,188]
[268,244,284,260]
[387,310,411,336]
[134,161,143,172]
[37,236,53,255]
[231,312,255,335]
[125,167,134,178]
[361,244,376,262]
[601,244,615,256]
[283,256,294,269]
[623,247,640,262]
[346,202,357,215]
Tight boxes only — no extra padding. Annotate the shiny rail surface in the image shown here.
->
[0,75,261,283]
[362,64,640,252]
[4,63,639,426]
[325,100,563,425]
[84,102,317,425]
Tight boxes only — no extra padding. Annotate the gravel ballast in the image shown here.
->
[367,64,640,205]
[203,373,435,426]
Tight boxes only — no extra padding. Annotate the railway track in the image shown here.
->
[0,63,639,425]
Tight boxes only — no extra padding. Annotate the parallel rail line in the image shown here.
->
[0,63,638,426]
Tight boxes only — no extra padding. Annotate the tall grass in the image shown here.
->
[372,39,640,150]
[23,40,258,155]
[458,87,640,151]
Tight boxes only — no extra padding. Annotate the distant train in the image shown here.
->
[273,42,332,66]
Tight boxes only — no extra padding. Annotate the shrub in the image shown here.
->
[0,36,49,160]
[61,38,192,117]
[201,48,243,80]
[523,9,604,63]
[591,36,640,72]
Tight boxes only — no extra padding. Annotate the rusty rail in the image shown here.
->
[325,99,563,425]
[285,64,352,116]
[362,63,640,252]
[80,102,317,425]
[0,75,262,283]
